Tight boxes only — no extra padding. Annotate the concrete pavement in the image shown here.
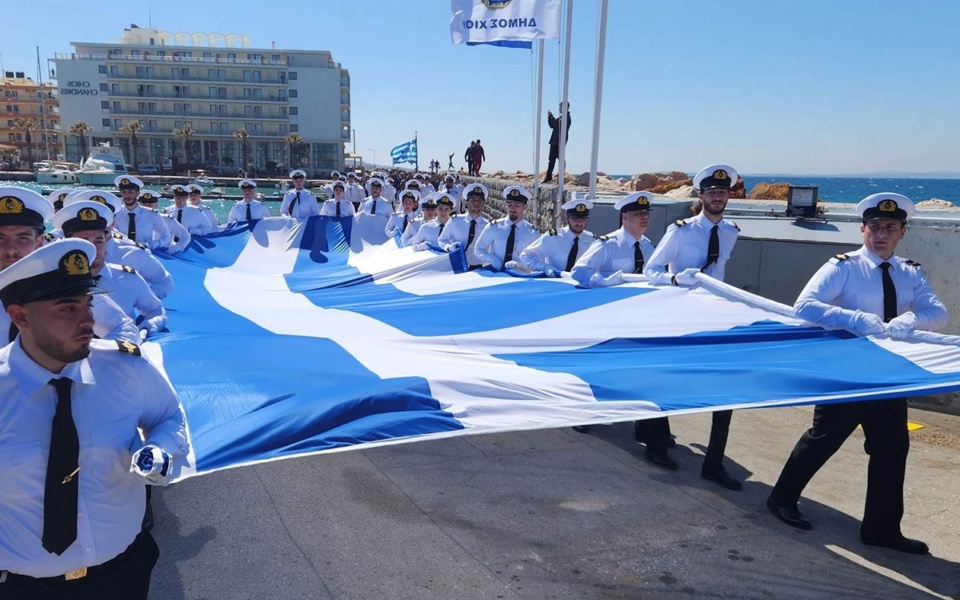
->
[150,404,960,599]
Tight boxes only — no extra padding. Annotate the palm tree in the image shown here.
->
[67,122,93,162]
[12,118,37,164]
[285,132,305,168]
[173,125,195,166]
[120,120,143,172]
[233,128,250,173]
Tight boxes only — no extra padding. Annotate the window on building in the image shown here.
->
[147,102,156,114]
[148,120,157,132]
[101,101,109,109]
[131,50,140,58]
[146,85,156,96]
[244,105,253,117]
[111,83,120,95]
[157,51,165,57]
[113,119,122,129]
[289,107,298,115]
[100,83,108,92]
[279,107,287,118]
[247,54,263,62]
[278,89,287,100]
[289,71,297,80]
[289,89,298,98]
[243,88,253,99]
[6,120,12,127]
[279,124,287,134]
[218,87,226,99]
[175,120,183,129]
[290,124,299,132]
[174,103,183,115]
[136,66,145,78]
[184,103,192,114]
[279,72,286,84]
[113,101,120,111]
[227,53,236,61]
[145,67,155,78]
[254,106,262,117]
[252,123,263,135]
[182,86,191,96]
[203,52,212,60]
[102,118,111,126]
[99,65,107,74]
[7,133,14,141]
[110,65,119,77]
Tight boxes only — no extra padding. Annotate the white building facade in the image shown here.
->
[54,26,350,175]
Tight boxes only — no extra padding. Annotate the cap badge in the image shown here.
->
[576,203,586,211]
[60,251,91,276]
[0,196,25,214]
[637,196,649,206]
[120,178,130,185]
[90,195,107,205]
[58,192,69,201]
[713,169,728,181]
[78,207,99,221]
[878,199,898,213]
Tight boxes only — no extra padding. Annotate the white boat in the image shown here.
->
[190,171,216,189]
[77,142,128,186]
[35,161,80,184]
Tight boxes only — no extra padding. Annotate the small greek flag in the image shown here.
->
[391,138,417,164]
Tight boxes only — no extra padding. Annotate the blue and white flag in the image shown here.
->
[390,138,417,165]
[451,0,562,48]
[153,218,960,481]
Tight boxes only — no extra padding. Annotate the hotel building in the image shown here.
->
[1,72,60,163]
[54,25,350,175]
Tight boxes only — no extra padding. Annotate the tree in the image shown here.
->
[285,132,306,168]
[233,128,250,173]
[120,120,143,172]
[67,122,93,162]
[173,124,195,166]
[12,118,37,164]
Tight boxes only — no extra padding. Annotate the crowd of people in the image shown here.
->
[0,161,949,596]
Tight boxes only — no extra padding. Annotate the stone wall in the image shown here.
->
[461,175,571,231]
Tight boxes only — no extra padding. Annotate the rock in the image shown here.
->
[650,178,693,194]
[662,185,698,199]
[630,171,690,192]
[916,198,958,210]
[575,172,592,186]
[747,182,790,201]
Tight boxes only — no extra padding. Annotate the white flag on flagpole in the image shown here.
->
[451,0,562,46]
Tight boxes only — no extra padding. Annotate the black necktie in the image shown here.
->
[43,377,79,556]
[633,240,644,274]
[565,236,580,272]
[127,212,137,242]
[246,202,252,221]
[176,208,183,223]
[467,219,477,250]
[880,262,898,322]
[701,224,720,271]
[290,191,300,216]
[504,223,517,263]
[371,200,377,215]
[8,322,18,344]
[402,214,409,232]
[336,200,341,218]
[439,222,445,235]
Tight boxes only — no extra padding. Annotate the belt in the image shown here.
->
[0,531,144,585]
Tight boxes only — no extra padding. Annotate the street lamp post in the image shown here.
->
[366,148,376,169]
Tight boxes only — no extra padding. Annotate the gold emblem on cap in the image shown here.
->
[878,199,898,212]
[78,207,99,221]
[90,195,107,205]
[141,192,156,200]
[0,196,26,214]
[576,203,587,211]
[120,178,131,185]
[58,192,69,201]
[509,189,520,197]
[60,251,91,276]
[637,196,650,206]
[713,169,728,180]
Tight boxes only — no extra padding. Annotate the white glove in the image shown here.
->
[596,270,625,288]
[850,310,885,337]
[130,445,172,486]
[504,260,520,270]
[544,267,561,278]
[886,311,918,339]
[413,242,429,252]
[139,328,149,342]
[446,242,462,252]
[672,268,700,287]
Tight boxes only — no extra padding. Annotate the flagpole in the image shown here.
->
[414,131,418,173]
[555,0,573,226]
[532,40,544,201]
[587,0,609,200]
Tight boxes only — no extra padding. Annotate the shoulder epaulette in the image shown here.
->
[599,234,610,242]
[905,259,921,267]
[43,232,56,242]
[675,219,686,227]
[549,228,557,236]
[113,230,125,239]
[728,220,740,232]
[121,265,137,274]
[834,253,849,261]
[136,242,149,250]
[116,339,142,356]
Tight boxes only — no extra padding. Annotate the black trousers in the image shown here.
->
[545,144,559,179]
[0,531,159,600]
[637,410,732,469]
[770,398,909,539]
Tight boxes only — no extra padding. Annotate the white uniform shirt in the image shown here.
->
[114,205,170,251]
[571,227,655,288]
[105,238,174,299]
[96,264,167,334]
[367,180,397,202]
[358,197,393,217]
[160,214,192,254]
[439,185,464,212]
[281,188,319,219]
[437,214,490,267]
[474,217,540,271]
[644,212,739,285]
[399,216,425,247]
[319,198,356,218]
[520,227,595,273]
[228,200,270,223]
[0,338,187,578]
[197,204,219,228]
[384,210,419,239]
[411,219,452,251]
[795,245,948,332]
[344,183,366,205]
[162,205,217,235]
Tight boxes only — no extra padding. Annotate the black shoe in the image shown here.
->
[572,425,590,434]
[701,465,742,491]
[861,534,929,555]
[644,448,678,470]
[766,496,812,530]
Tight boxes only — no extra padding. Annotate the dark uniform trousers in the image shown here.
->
[0,531,159,600]
[770,398,909,538]
[637,410,732,469]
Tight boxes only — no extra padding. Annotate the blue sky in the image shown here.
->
[5,0,959,175]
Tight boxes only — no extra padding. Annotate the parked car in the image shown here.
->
[138,165,159,175]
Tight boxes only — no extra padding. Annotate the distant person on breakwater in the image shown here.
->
[542,102,571,184]
[472,139,485,177]
[465,142,476,175]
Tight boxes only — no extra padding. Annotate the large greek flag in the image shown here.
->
[390,138,417,165]
[152,218,960,481]
[451,0,562,48]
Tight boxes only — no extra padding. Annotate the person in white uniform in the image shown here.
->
[281,169,319,219]
[228,179,270,223]
[438,183,490,270]
[473,186,540,271]
[517,199,595,277]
